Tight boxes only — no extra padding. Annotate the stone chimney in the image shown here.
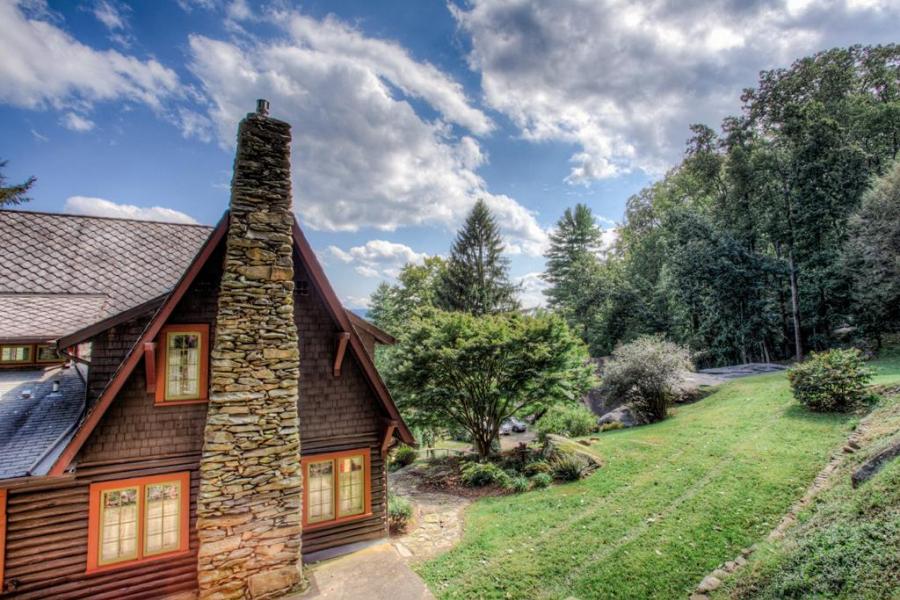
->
[197,101,303,599]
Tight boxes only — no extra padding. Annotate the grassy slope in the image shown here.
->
[719,354,900,600]
[418,356,900,600]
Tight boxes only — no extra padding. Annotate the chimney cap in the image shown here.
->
[256,99,270,116]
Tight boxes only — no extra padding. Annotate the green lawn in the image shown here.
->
[418,356,900,599]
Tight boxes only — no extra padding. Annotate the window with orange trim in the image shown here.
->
[302,449,371,528]
[86,473,190,573]
[155,324,209,404]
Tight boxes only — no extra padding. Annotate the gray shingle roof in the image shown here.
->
[0,293,108,341]
[0,364,87,479]
[0,210,214,342]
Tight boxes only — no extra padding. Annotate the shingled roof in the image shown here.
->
[0,364,87,479]
[0,210,213,342]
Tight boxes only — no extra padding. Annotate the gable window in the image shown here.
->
[35,344,63,363]
[86,473,190,573]
[0,345,32,364]
[302,449,371,528]
[155,324,209,404]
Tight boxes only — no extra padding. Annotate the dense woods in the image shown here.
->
[545,45,900,366]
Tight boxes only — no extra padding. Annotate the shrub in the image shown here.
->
[530,472,553,489]
[535,403,597,440]
[787,348,874,412]
[602,335,693,422]
[390,444,418,470]
[505,475,531,493]
[523,460,551,476]
[460,461,510,487]
[387,492,413,534]
[551,452,591,481]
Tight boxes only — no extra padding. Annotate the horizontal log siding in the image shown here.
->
[2,456,200,599]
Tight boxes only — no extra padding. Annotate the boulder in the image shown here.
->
[597,404,643,428]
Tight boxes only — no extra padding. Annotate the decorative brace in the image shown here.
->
[144,342,157,393]
[333,332,351,376]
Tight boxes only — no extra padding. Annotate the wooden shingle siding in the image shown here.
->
[0,242,393,597]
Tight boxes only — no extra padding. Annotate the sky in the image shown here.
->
[1,0,898,310]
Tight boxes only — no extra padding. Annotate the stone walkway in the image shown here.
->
[289,543,434,600]
[389,467,471,563]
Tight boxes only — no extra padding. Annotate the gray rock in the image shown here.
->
[598,404,643,428]
[697,576,722,593]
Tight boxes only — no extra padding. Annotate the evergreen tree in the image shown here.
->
[437,199,519,315]
[544,204,604,307]
[0,160,35,207]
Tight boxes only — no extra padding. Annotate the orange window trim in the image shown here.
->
[301,448,372,530]
[86,472,191,574]
[0,489,6,587]
[155,324,209,405]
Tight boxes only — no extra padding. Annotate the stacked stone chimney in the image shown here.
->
[197,100,303,599]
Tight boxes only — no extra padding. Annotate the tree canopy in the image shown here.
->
[0,160,35,207]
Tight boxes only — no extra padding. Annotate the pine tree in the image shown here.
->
[0,160,35,207]
[543,203,604,309]
[437,199,519,315]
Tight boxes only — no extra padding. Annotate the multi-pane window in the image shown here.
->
[35,344,62,363]
[87,473,189,572]
[166,332,200,399]
[0,345,31,363]
[303,450,370,527]
[307,460,335,524]
[156,324,208,404]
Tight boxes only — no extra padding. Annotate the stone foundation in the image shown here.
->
[197,101,303,599]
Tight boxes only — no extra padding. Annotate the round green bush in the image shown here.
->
[530,472,553,489]
[551,452,590,481]
[390,444,418,470]
[387,492,413,533]
[460,461,510,487]
[535,403,597,440]
[523,460,551,476]
[505,475,530,493]
[787,348,874,412]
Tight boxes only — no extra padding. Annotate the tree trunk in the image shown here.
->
[787,248,803,362]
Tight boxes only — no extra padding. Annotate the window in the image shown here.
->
[155,324,209,404]
[87,473,190,573]
[35,344,63,363]
[302,449,371,528]
[0,344,32,364]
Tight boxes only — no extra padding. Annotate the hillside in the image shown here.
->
[417,355,900,599]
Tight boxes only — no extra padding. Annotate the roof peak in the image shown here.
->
[0,207,216,229]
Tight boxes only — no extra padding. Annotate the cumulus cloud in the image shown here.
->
[328,240,428,279]
[60,112,95,132]
[515,272,549,310]
[186,10,548,255]
[64,196,198,224]
[0,1,180,111]
[92,0,127,31]
[452,0,900,183]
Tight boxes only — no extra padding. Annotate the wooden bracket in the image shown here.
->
[144,342,157,393]
[381,420,399,456]
[333,332,351,377]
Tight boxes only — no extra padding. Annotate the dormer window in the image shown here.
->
[155,324,209,404]
[0,345,31,364]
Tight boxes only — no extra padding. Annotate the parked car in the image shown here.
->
[499,417,528,435]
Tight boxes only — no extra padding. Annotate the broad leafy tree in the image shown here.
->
[388,310,595,458]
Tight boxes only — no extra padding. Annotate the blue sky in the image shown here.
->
[1,0,897,308]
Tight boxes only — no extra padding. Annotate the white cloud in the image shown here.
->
[344,295,372,309]
[600,227,618,255]
[30,128,49,142]
[64,196,198,224]
[92,0,126,31]
[0,1,180,111]
[329,240,428,279]
[515,271,549,310]
[60,112,95,132]
[452,0,900,184]
[186,10,548,256]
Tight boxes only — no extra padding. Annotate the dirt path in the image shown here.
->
[389,467,472,563]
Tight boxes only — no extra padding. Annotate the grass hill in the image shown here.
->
[417,354,900,599]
